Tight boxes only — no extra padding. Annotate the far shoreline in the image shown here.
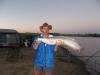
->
[19,32,100,38]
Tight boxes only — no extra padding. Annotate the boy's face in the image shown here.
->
[41,26,49,35]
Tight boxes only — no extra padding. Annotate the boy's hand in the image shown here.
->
[35,40,41,45]
[56,40,64,46]
[54,40,64,51]
[33,40,41,50]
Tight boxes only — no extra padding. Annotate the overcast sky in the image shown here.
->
[0,0,100,33]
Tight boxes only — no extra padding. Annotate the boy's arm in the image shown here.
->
[33,40,41,50]
[32,36,40,53]
[54,45,59,51]
[54,41,64,51]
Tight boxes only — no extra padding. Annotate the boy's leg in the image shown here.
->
[45,72,52,75]
[34,65,42,75]
[34,71,42,75]
[44,67,53,75]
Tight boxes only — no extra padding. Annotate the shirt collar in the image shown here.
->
[40,34,53,38]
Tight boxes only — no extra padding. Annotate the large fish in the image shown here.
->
[37,36,82,51]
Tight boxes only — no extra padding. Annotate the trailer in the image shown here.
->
[0,29,22,61]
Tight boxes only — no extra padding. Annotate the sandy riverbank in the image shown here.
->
[0,48,90,75]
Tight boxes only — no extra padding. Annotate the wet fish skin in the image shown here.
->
[37,36,82,51]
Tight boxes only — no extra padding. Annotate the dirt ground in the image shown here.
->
[0,48,89,75]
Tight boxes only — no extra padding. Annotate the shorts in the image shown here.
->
[34,65,54,74]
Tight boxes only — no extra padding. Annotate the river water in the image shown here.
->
[64,37,100,75]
